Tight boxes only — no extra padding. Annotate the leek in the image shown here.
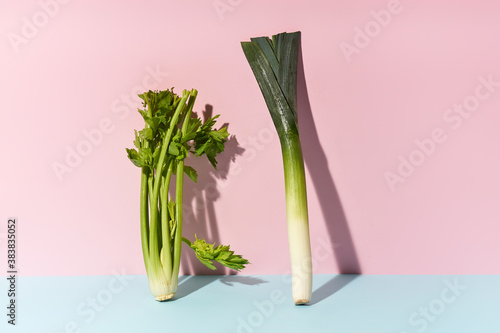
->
[241,31,312,304]
[126,88,249,301]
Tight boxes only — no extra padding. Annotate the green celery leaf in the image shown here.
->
[126,148,143,168]
[141,147,152,166]
[145,117,160,133]
[133,130,141,149]
[139,128,153,140]
[152,147,161,166]
[168,142,180,156]
[183,165,198,183]
[185,236,250,271]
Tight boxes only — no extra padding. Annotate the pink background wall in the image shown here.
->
[1,0,499,276]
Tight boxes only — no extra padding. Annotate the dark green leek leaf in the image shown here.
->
[251,37,279,76]
[241,32,300,140]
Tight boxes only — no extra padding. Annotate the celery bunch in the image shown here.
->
[126,89,249,301]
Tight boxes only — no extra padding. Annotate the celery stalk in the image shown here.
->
[127,88,249,301]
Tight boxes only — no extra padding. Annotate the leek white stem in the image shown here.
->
[283,136,312,304]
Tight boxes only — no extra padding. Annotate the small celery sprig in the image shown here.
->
[126,88,249,301]
[183,236,250,271]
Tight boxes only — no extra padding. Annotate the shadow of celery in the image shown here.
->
[175,104,245,276]
[173,275,267,300]
[173,275,221,300]
[220,275,268,286]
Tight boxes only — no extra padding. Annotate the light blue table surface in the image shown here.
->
[1,274,498,332]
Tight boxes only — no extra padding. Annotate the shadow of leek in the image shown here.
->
[310,274,359,305]
[297,40,361,305]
